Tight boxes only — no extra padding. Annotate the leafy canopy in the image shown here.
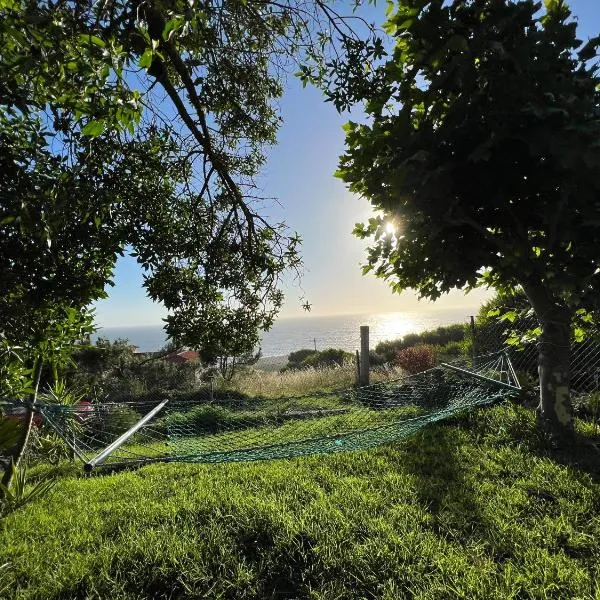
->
[0,0,377,364]
[324,0,600,310]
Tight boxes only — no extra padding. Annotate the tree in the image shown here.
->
[0,0,378,484]
[0,0,379,360]
[323,0,600,440]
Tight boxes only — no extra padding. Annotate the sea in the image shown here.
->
[92,308,475,357]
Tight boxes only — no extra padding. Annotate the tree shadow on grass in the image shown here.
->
[388,423,492,548]
[527,432,600,483]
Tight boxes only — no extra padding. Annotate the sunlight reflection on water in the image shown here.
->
[260,308,473,357]
[93,308,475,355]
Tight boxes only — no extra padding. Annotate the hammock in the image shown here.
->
[24,351,520,472]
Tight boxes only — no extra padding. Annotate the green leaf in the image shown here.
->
[500,310,518,323]
[78,34,105,48]
[81,120,105,137]
[0,417,21,452]
[139,49,153,69]
[163,17,185,41]
[447,35,468,52]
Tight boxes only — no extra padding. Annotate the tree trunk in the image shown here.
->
[522,281,574,442]
[0,361,41,494]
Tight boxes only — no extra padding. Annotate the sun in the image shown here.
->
[385,221,396,234]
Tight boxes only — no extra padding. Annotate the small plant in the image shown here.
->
[574,391,600,433]
[0,461,55,520]
[395,345,436,374]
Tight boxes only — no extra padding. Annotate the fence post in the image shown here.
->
[470,315,476,366]
[359,325,370,386]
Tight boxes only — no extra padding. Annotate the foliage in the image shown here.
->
[88,405,142,446]
[70,338,198,401]
[0,461,55,521]
[222,361,403,398]
[0,114,125,355]
[208,349,262,381]
[0,0,380,366]
[329,0,600,309]
[0,321,93,490]
[165,404,271,436]
[368,350,387,367]
[394,345,436,374]
[25,380,87,463]
[573,392,600,428]
[299,348,353,369]
[434,340,470,363]
[287,349,319,367]
[375,324,468,363]
[2,405,600,598]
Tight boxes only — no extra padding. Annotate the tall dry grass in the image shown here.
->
[215,361,404,398]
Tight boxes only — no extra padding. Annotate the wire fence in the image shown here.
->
[470,315,600,400]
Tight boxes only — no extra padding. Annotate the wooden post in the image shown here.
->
[359,325,370,387]
[470,315,476,367]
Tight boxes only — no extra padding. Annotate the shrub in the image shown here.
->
[369,350,387,367]
[375,323,467,362]
[301,348,353,369]
[394,345,436,374]
[287,349,318,367]
[88,405,142,445]
[165,404,268,435]
[435,340,471,363]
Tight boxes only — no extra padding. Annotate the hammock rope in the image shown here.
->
[11,351,519,471]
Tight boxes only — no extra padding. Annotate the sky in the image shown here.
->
[92,0,600,327]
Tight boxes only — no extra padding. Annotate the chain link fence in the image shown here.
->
[470,315,600,401]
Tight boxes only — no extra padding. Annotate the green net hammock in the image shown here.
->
[22,351,519,472]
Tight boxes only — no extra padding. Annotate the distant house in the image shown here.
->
[165,350,199,364]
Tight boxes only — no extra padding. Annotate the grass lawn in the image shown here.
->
[2,404,600,599]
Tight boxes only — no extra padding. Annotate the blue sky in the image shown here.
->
[93,0,600,327]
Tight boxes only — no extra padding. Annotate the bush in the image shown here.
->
[375,323,467,363]
[287,349,318,367]
[301,348,353,369]
[88,405,142,445]
[435,340,471,363]
[394,345,436,374]
[574,391,600,423]
[165,404,268,435]
[282,348,353,371]
[369,350,387,366]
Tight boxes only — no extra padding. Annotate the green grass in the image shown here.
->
[2,404,600,599]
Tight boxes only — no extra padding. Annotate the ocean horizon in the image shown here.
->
[92,307,477,357]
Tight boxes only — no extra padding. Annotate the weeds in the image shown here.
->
[219,360,403,398]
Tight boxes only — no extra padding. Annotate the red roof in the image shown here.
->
[166,350,199,363]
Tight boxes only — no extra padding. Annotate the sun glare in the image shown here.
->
[385,221,396,234]
[375,313,420,342]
